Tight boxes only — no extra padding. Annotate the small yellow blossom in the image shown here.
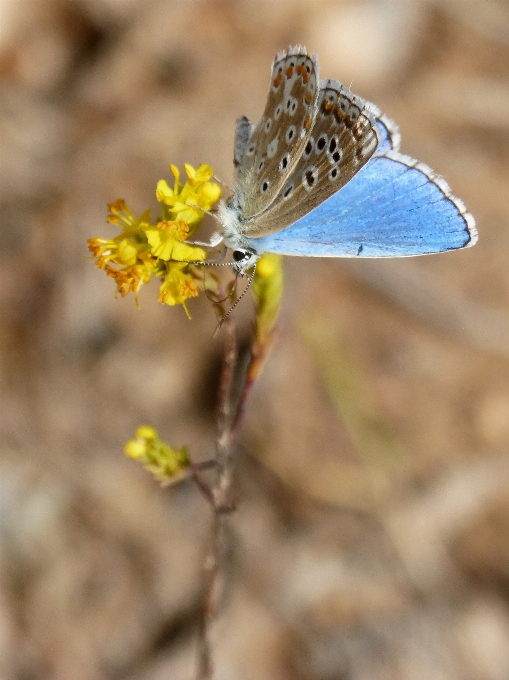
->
[107,199,151,234]
[156,163,221,235]
[145,221,206,262]
[105,262,154,303]
[158,263,200,318]
[124,426,189,481]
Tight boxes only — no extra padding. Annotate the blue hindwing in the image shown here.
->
[247,151,477,258]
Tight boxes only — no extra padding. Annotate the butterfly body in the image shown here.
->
[216,46,477,274]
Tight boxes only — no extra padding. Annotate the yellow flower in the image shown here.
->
[107,199,151,235]
[158,263,200,318]
[145,220,206,262]
[156,163,221,235]
[88,163,222,316]
[105,261,154,306]
[124,426,189,481]
[87,237,146,269]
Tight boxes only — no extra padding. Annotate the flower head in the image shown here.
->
[156,164,221,235]
[88,164,221,316]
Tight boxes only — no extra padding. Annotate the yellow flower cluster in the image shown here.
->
[88,164,221,317]
[124,426,190,481]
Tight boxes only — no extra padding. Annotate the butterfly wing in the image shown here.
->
[234,46,319,219]
[369,103,401,154]
[241,80,379,238]
[244,151,477,257]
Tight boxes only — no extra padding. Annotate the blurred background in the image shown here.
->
[1,0,509,678]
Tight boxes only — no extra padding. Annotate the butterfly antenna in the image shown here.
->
[184,202,223,229]
[212,175,234,193]
[213,266,256,338]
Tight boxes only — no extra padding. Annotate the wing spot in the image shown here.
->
[246,144,255,156]
[328,166,339,181]
[283,183,294,199]
[274,104,283,120]
[326,135,342,164]
[285,96,298,114]
[315,133,328,153]
[264,118,272,134]
[321,90,336,115]
[321,99,333,115]
[260,179,270,194]
[267,137,278,158]
[334,95,350,123]
[303,137,314,159]
[286,65,294,78]
[285,125,296,144]
[352,117,369,140]
[257,158,265,173]
[304,90,313,105]
[345,105,361,129]
[279,153,291,173]
[273,69,283,88]
[302,165,318,191]
[327,135,339,163]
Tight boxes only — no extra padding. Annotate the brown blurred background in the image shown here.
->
[1,0,509,678]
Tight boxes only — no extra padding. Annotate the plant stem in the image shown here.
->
[196,313,237,680]
[195,310,278,679]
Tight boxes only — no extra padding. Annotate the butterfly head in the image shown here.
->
[231,247,259,276]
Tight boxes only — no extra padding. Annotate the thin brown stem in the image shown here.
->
[196,312,237,680]
[195,301,278,679]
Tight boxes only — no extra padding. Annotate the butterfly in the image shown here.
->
[214,45,477,275]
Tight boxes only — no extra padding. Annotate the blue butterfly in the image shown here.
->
[214,46,477,274]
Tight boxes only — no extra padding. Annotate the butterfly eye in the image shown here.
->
[233,250,248,262]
